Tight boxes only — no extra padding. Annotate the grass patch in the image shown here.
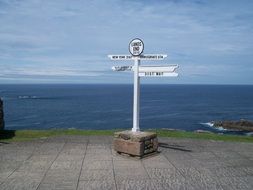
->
[154,130,253,142]
[0,129,252,143]
[0,129,117,142]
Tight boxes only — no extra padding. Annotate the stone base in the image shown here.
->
[114,130,158,157]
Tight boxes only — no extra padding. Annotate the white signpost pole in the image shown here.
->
[129,38,144,132]
[132,58,140,132]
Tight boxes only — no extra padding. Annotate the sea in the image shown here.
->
[0,84,253,135]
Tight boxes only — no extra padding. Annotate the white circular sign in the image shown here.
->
[129,38,144,56]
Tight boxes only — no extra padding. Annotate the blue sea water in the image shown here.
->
[0,84,253,134]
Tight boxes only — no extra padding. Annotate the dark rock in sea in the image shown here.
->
[161,128,186,132]
[194,130,213,134]
[0,98,4,130]
[212,119,253,132]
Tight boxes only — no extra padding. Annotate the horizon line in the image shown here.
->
[0,83,253,86]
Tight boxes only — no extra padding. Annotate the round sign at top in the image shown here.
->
[129,38,144,56]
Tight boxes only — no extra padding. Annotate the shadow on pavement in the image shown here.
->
[158,142,192,152]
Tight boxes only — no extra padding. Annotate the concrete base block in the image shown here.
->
[114,130,158,157]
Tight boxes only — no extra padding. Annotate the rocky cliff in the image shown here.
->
[0,98,4,130]
[213,120,253,132]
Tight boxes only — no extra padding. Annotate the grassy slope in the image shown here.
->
[155,130,253,142]
[0,129,253,143]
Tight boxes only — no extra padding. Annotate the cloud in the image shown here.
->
[209,44,243,53]
[0,0,253,84]
[0,67,102,77]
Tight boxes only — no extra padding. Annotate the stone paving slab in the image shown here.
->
[0,135,253,190]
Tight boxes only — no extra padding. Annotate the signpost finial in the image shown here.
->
[129,38,144,56]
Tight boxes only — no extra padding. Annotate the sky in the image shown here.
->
[0,0,253,84]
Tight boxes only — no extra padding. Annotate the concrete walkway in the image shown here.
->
[0,135,252,190]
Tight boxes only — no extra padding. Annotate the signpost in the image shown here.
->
[108,38,179,132]
[110,38,179,157]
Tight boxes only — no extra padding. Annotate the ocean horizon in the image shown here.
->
[1,84,253,135]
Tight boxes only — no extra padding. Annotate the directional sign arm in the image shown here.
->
[139,54,167,60]
[108,54,168,60]
[112,66,132,71]
[112,65,179,75]
[138,65,178,72]
[108,55,132,60]
[138,65,179,77]
[139,72,178,77]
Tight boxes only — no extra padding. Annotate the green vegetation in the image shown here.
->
[154,130,253,143]
[0,129,117,142]
[0,129,252,143]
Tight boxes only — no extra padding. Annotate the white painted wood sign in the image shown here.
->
[139,72,178,77]
[112,65,179,77]
[108,54,167,60]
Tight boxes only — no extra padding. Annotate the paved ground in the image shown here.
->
[0,136,253,190]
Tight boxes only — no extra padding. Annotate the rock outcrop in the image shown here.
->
[194,130,214,134]
[213,120,253,132]
[0,98,4,130]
